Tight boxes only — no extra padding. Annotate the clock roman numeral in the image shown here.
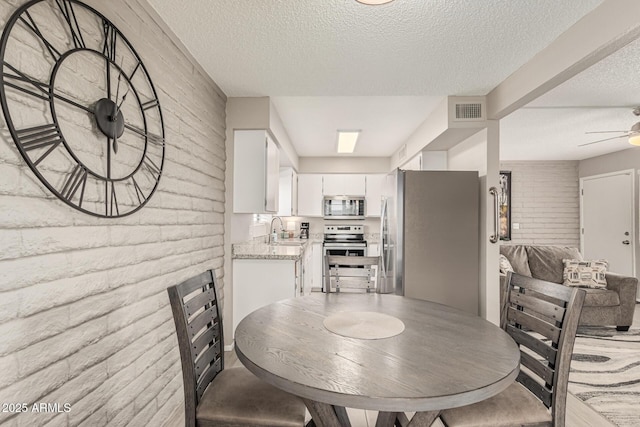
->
[131,176,147,204]
[3,62,51,102]
[105,181,119,216]
[3,62,92,113]
[128,61,141,80]
[141,98,159,111]
[19,11,62,61]
[124,123,165,146]
[102,20,117,62]
[15,124,64,166]
[54,0,86,49]
[60,163,87,205]
[141,155,161,181]
[147,133,165,147]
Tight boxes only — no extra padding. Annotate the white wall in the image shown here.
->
[500,161,580,247]
[448,125,501,325]
[0,1,226,425]
[448,131,488,175]
[579,148,640,280]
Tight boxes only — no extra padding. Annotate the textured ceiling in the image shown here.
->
[271,96,442,157]
[500,35,640,161]
[147,0,623,160]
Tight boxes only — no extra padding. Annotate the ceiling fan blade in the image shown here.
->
[584,130,629,134]
[579,134,629,147]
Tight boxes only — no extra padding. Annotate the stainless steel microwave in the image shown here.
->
[323,196,365,220]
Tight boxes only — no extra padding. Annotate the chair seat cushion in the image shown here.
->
[196,366,305,427]
[439,382,552,427]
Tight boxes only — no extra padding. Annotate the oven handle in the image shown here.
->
[323,242,367,248]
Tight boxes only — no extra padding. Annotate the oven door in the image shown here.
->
[322,243,367,292]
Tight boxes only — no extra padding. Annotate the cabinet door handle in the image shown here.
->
[622,240,630,245]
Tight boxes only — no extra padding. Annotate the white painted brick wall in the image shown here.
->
[500,161,580,247]
[0,0,226,425]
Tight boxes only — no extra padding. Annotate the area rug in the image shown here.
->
[568,322,640,426]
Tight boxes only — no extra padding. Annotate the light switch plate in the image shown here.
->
[513,223,520,230]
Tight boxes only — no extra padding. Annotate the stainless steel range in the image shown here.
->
[322,225,367,292]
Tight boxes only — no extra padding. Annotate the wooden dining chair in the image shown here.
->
[435,272,586,427]
[167,270,306,427]
[324,255,380,293]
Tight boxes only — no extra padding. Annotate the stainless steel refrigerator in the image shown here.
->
[379,169,479,315]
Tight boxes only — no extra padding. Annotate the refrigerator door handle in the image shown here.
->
[379,198,387,278]
[489,186,499,243]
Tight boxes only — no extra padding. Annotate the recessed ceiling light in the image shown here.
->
[356,0,394,5]
[337,131,360,154]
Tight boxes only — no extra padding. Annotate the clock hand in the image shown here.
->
[112,124,118,154]
[117,88,130,111]
[112,85,131,155]
[111,61,127,154]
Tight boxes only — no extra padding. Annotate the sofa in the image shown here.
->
[500,245,637,331]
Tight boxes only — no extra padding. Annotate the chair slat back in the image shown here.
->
[325,255,380,293]
[167,270,224,427]
[503,272,586,427]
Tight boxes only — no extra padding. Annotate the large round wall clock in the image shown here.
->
[0,0,165,218]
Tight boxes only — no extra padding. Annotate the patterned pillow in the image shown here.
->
[562,259,608,288]
[499,254,514,275]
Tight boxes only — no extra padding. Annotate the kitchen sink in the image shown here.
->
[272,240,305,246]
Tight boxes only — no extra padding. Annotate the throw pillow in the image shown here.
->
[499,254,514,274]
[499,245,532,277]
[563,259,608,289]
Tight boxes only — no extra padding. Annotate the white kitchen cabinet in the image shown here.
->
[323,174,366,196]
[311,242,324,291]
[401,152,422,171]
[233,258,299,336]
[297,174,323,216]
[233,130,279,213]
[301,244,313,296]
[278,167,298,216]
[365,174,385,217]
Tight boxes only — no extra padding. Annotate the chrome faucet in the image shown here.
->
[269,216,284,244]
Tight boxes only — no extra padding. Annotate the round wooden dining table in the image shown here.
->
[234,293,520,427]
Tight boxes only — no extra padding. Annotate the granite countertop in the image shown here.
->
[233,233,378,260]
[232,239,312,260]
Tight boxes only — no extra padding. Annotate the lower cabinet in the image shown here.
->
[233,258,299,337]
[301,245,313,296]
[311,242,324,291]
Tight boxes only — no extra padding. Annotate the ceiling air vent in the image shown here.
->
[454,102,484,121]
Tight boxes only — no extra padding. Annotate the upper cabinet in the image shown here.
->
[278,167,298,216]
[297,173,385,217]
[297,174,323,216]
[323,174,366,196]
[401,152,422,171]
[233,130,280,213]
[365,174,385,217]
